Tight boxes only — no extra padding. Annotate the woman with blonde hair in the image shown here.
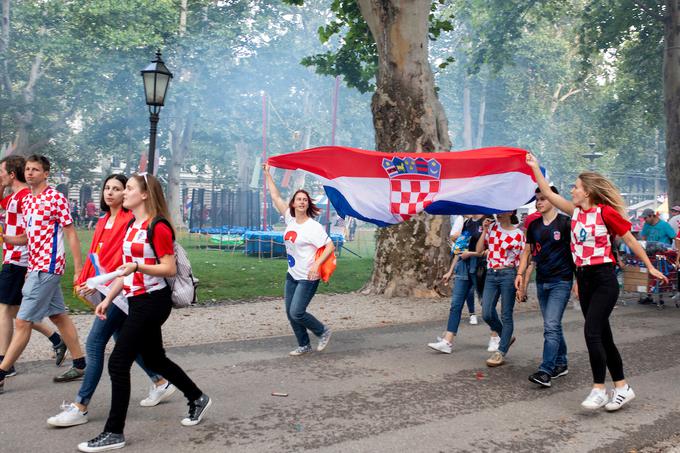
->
[526,154,667,411]
[78,174,210,453]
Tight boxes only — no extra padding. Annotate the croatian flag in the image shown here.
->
[267,146,540,227]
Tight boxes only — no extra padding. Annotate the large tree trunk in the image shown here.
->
[168,115,193,227]
[664,0,680,208]
[474,80,486,148]
[357,0,451,297]
[462,77,473,148]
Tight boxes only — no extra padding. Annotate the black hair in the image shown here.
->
[100,174,128,212]
[535,186,559,195]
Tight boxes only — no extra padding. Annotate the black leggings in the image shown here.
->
[575,264,624,384]
[104,287,203,434]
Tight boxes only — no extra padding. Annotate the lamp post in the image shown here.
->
[582,142,603,171]
[141,50,173,175]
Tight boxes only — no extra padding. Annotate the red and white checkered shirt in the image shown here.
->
[122,220,173,298]
[485,222,525,269]
[1,187,30,266]
[22,186,73,274]
[570,206,614,267]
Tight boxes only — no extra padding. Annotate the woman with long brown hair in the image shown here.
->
[78,174,210,452]
[264,163,335,356]
[526,154,667,411]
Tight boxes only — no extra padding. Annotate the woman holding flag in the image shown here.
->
[47,174,174,428]
[526,154,667,411]
[264,163,334,356]
[476,211,525,367]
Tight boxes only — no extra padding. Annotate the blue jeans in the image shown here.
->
[481,268,517,354]
[446,258,477,333]
[284,273,324,347]
[76,303,161,405]
[536,280,572,374]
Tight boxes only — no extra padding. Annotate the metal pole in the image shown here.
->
[325,76,340,234]
[262,93,268,231]
[148,110,159,175]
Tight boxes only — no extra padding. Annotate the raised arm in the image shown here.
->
[263,163,288,216]
[476,218,492,255]
[525,153,575,216]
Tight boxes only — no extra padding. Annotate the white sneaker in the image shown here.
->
[427,339,452,354]
[605,385,636,411]
[47,402,88,427]
[289,345,313,356]
[469,315,478,325]
[581,388,609,410]
[140,381,176,407]
[487,336,500,352]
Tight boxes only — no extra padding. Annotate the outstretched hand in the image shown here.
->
[525,153,540,170]
[649,267,669,284]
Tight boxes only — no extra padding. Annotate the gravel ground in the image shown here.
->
[20,284,551,362]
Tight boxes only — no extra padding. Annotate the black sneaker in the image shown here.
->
[181,394,212,426]
[552,365,568,378]
[54,340,67,367]
[528,371,552,388]
[5,365,17,377]
[77,432,125,452]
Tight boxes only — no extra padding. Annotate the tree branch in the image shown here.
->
[633,0,665,22]
[23,54,43,104]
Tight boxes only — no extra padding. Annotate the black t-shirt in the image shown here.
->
[526,213,574,283]
[463,217,485,251]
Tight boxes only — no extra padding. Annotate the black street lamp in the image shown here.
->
[141,49,173,175]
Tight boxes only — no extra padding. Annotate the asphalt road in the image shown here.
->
[2,301,680,452]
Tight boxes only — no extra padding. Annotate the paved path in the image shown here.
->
[2,303,680,452]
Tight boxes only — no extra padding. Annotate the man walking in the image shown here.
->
[0,156,68,377]
[0,155,86,393]
[516,187,574,388]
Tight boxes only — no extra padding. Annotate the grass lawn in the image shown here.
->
[63,228,376,312]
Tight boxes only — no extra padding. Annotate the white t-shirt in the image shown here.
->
[284,211,331,281]
[450,215,465,237]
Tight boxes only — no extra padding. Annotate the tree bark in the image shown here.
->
[474,81,486,148]
[462,77,472,148]
[357,0,452,297]
[168,115,192,227]
[664,0,680,208]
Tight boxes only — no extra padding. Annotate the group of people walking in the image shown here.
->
[0,152,670,451]
[0,155,210,452]
[427,154,667,412]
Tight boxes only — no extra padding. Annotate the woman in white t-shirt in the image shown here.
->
[264,164,335,356]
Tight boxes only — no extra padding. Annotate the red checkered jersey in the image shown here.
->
[22,187,73,274]
[122,219,174,298]
[570,204,631,267]
[484,222,525,269]
[1,188,30,266]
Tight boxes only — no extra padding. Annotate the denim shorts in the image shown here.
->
[17,271,66,322]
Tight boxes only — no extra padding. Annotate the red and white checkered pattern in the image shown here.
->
[22,187,73,274]
[485,223,525,269]
[1,188,30,266]
[122,220,167,297]
[389,179,440,221]
[570,206,613,267]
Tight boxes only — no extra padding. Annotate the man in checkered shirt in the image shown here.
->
[0,156,69,379]
[0,155,86,394]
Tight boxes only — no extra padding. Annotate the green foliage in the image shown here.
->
[284,0,455,93]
